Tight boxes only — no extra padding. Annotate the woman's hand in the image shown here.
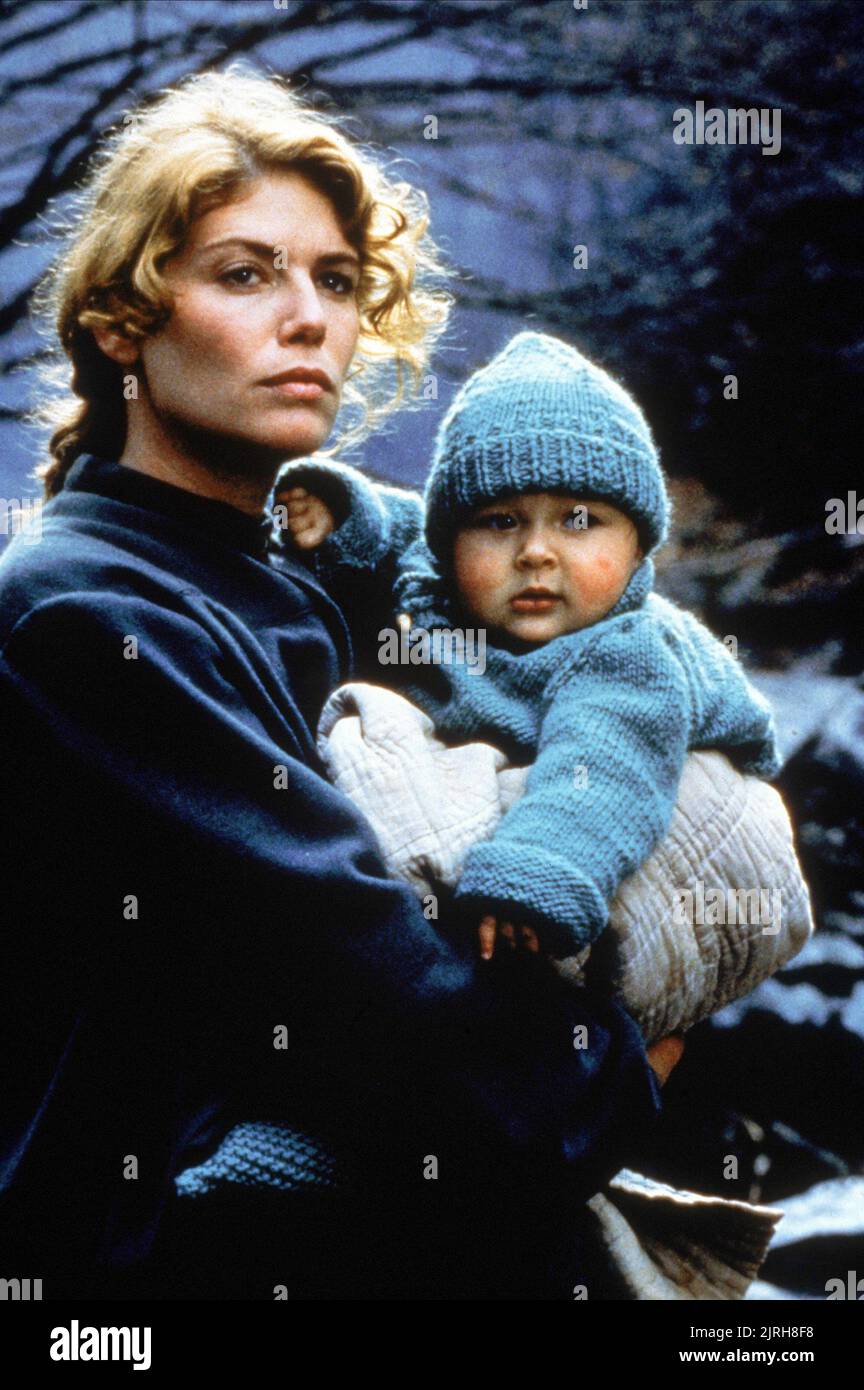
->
[275,485,335,549]
[646,1033,685,1087]
[478,913,542,959]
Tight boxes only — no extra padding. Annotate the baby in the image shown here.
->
[271,331,782,964]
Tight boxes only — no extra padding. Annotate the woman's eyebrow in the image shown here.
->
[198,236,360,269]
[317,250,361,270]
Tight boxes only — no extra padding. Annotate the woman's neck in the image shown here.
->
[118,408,281,518]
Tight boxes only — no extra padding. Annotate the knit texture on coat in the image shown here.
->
[175,1123,339,1197]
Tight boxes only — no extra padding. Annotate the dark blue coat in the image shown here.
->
[0,454,661,1298]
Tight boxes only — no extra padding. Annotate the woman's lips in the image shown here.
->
[260,367,333,399]
[264,380,326,400]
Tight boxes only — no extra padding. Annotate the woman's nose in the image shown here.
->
[276,273,326,343]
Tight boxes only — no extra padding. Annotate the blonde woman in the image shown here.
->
[0,67,676,1301]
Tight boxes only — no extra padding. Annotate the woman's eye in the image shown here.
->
[320,270,356,296]
[220,263,265,288]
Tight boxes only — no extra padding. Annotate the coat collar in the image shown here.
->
[60,454,275,559]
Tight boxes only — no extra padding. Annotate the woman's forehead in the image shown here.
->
[185,172,355,255]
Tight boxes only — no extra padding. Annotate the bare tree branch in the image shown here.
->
[0,1,103,60]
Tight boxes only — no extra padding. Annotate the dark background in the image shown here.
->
[1,0,862,1299]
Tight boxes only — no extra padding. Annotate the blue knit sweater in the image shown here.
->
[273,457,783,957]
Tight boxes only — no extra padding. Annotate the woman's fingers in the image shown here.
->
[646,1033,686,1087]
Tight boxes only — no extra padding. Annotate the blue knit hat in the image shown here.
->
[423,332,670,566]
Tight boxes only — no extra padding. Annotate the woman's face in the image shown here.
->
[132,171,361,464]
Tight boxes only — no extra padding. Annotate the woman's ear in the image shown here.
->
[91,324,140,368]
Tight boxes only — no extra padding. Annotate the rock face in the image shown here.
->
[644,494,864,1300]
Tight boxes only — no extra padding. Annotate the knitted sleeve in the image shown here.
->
[271,456,425,586]
[453,617,690,957]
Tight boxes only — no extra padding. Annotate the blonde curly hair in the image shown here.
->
[31,64,453,499]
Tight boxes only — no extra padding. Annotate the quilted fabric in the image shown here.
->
[586,1171,782,1300]
[316,681,815,1046]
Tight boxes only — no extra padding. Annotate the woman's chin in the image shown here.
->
[265,420,333,460]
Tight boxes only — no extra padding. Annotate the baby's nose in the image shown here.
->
[517,530,556,562]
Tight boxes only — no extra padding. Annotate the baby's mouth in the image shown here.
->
[510,589,561,611]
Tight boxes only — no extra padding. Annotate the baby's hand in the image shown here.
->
[478,913,542,960]
[274,486,335,549]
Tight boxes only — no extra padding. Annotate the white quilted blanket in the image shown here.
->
[315,679,815,1300]
[317,681,814,1046]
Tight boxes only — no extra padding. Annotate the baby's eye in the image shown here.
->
[477,511,517,531]
[219,263,266,289]
[564,507,599,530]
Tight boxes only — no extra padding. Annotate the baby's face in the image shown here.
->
[452,491,643,645]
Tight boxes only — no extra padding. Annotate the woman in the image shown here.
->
[0,66,680,1300]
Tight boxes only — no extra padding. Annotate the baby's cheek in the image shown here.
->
[576,555,629,605]
[454,544,501,611]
